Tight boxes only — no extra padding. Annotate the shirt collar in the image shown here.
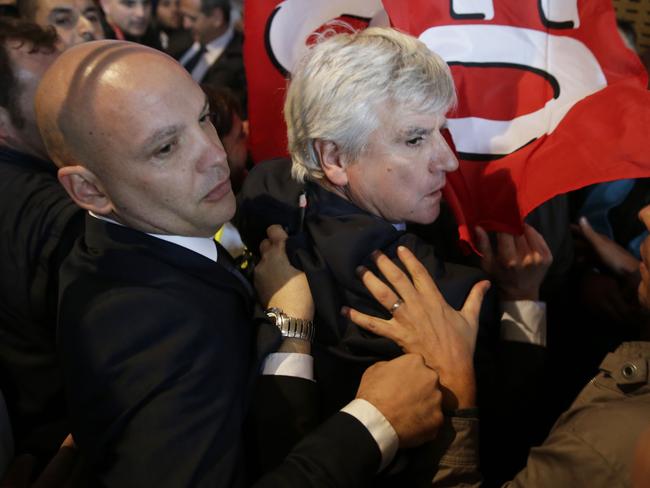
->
[89,211,218,262]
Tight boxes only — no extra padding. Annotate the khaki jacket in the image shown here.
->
[435,342,650,487]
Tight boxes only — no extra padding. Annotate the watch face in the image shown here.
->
[265,308,283,325]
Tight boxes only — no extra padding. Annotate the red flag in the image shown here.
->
[383,0,650,244]
[243,0,383,163]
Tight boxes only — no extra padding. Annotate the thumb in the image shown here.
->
[460,280,491,329]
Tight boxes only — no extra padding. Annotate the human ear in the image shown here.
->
[58,165,113,215]
[314,139,349,187]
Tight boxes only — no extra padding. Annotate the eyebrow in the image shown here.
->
[141,98,210,152]
[401,127,434,137]
[48,7,74,15]
[142,124,183,153]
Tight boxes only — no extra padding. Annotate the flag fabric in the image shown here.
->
[383,0,650,244]
[243,0,383,163]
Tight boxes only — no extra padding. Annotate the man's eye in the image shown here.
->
[53,15,73,27]
[157,142,174,156]
[406,136,424,147]
[85,10,100,21]
[200,112,214,125]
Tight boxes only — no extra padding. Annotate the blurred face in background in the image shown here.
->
[100,0,151,37]
[180,0,225,45]
[32,0,104,48]
[155,0,180,30]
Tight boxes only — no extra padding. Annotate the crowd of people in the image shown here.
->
[0,1,648,487]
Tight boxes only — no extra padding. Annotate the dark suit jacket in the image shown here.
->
[0,146,82,460]
[59,216,381,487]
[194,30,247,118]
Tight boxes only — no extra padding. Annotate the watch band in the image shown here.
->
[265,307,315,342]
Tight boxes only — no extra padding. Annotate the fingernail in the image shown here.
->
[340,306,349,316]
[397,245,407,253]
[356,265,367,276]
[371,250,381,260]
[579,216,589,227]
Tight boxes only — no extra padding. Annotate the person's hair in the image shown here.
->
[285,27,456,183]
[201,83,241,139]
[16,0,39,20]
[199,0,229,22]
[0,17,58,129]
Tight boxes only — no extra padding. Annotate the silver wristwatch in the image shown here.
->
[264,307,315,342]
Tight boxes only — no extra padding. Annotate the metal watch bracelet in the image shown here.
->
[264,307,315,342]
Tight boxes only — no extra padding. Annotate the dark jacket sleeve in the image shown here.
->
[254,411,381,488]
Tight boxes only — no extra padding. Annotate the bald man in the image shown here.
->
[35,40,445,487]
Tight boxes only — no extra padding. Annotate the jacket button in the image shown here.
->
[621,362,638,379]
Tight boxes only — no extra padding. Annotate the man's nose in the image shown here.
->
[430,132,459,173]
[77,16,96,42]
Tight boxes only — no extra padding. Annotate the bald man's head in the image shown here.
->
[36,40,234,237]
[36,40,167,169]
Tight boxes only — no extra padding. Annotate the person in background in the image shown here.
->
[17,0,104,49]
[154,0,189,56]
[98,0,161,48]
[178,0,246,114]
[0,17,83,473]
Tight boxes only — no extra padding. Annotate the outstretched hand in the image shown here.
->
[475,223,552,301]
[342,246,490,410]
[575,216,639,276]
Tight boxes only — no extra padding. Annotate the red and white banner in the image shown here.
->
[244,0,383,163]
[383,0,650,243]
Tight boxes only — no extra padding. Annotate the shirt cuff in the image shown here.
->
[261,352,314,381]
[500,300,547,347]
[340,398,399,472]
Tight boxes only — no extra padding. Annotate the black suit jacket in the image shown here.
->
[0,146,83,459]
[60,216,381,487]
[194,30,247,118]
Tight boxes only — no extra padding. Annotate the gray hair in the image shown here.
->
[284,27,457,183]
